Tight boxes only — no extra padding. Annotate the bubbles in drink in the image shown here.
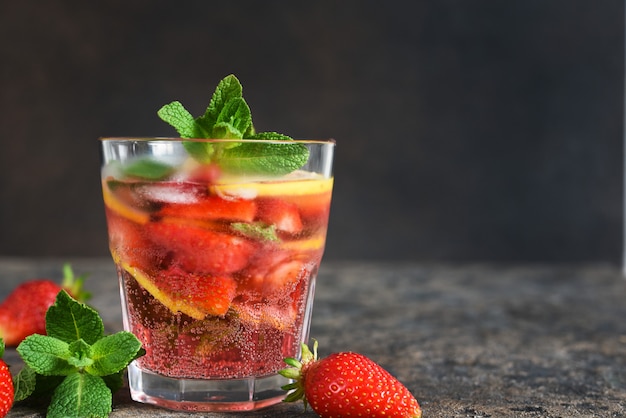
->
[105,172,331,379]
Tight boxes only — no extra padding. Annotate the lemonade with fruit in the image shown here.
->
[100,75,334,410]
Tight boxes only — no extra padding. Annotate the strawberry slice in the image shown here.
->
[105,210,156,271]
[158,265,237,317]
[124,264,237,319]
[257,198,303,234]
[291,191,332,229]
[146,220,256,274]
[157,196,257,222]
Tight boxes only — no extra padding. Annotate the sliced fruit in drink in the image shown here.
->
[238,251,308,297]
[106,211,159,271]
[256,198,303,234]
[157,196,257,222]
[121,263,237,320]
[282,234,326,252]
[146,220,256,274]
[297,193,332,227]
[210,177,333,200]
[102,180,151,224]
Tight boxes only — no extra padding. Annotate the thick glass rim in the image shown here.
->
[99,137,335,145]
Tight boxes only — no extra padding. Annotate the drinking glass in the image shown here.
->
[100,137,334,411]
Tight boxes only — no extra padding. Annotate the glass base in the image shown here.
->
[127,362,289,412]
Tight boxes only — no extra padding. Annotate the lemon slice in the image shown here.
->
[102,182,150,224]
[120,262,207,320]
[210,177,333,199]
[282,235,326,252]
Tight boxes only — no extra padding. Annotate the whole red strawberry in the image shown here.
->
[0,264,89,346]
[0,340,13,417]
[280,340,422,418]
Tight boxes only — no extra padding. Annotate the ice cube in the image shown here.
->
[135,182,204,204]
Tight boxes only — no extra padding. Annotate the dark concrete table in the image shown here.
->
[2,258,625,417]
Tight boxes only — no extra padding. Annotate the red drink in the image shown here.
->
[104,172,332,378]
[100,138,334,411]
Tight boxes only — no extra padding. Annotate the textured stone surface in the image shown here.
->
[2,258,626,417]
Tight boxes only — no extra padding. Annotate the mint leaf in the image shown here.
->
[67,339,94,369]
[214,96,252,139]
[122,158,175,180]
[232,222,279,242]
[87,332,143,376]
[157,101,208,138]
[47,373,112,418]
[158,74,308,175]
[250,131,293,141]
[198,74,244,132]
[17,335,74,376]
[13,364,37,402]
[212,122,242,140]
[220,141,309,175]
[46,291,104,345]
[14,290,144,417]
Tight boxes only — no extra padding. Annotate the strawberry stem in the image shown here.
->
[279,339,320,410]
[61,263,91,303]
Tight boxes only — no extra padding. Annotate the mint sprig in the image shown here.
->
[15,291,144,418]
[158,74,309,175]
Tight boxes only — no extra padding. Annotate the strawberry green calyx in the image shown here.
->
[61,263,91,303]
[279,339,318,408]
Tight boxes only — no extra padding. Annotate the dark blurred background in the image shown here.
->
[0,1,623,263]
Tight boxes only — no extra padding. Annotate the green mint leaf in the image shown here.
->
[220,141,310,175]
[67,339,94,369]
[244,121,256,137]
[197,74,243,131]
[249,131,293,141]
[122,158,175,180]
[213,96,251,138]
[158,74,307,175]
[183,76,250,160]
[157,101,208,138]
[47,373,112,418]
[14,290,145,412]
[46,291,104,345]
[13,364,37,402]
[17,335,75,376]
[86,332,143,376]
[212,122,242,140]
[232,222,279,242]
